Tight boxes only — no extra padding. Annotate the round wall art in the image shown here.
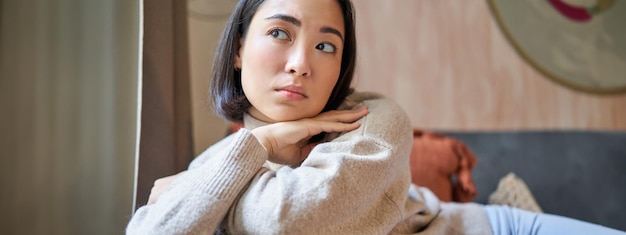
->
[488,0,626,94]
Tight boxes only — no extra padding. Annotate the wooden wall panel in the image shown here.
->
[352,0,626,130]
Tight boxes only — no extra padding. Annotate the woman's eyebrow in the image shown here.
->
[265,14,301,27]
[320,26,344,43]
[265,14,344,43]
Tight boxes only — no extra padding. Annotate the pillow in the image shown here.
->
[410,129,478,202]
[228,122,244,134]
[488,172,543,213]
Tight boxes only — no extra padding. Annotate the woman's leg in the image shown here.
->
[483,205,626,235]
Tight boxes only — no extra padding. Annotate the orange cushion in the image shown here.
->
[410,129,477,202]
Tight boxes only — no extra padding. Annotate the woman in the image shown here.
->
[127,0,626,234]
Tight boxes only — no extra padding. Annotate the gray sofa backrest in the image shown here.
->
[444,131,626,231]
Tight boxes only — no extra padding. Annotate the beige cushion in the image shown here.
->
[488,172,543,213]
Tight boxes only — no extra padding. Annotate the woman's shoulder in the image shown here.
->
[337,90,412,146]
[339,90,385,108]
[342,91,409,122]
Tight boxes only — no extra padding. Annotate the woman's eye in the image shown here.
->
[316,42,336,53]
[269,29,289,40]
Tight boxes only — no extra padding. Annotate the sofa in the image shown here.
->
[443,130,626,231]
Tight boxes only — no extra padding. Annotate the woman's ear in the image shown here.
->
[234,39,244,70]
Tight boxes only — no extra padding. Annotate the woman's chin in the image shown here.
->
[267,114,307,122]
[249,106,321,123]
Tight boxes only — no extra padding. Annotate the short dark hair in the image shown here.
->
[210,0,357,122]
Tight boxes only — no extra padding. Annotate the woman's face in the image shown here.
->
[236,0,345,122]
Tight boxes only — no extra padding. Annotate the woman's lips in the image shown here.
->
[276,85,307,100]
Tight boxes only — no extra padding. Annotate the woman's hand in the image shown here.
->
[251,106,368,166]
[147,171,186,205]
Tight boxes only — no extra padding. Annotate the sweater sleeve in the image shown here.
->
[224,93,415,234]
[126,129,268,235]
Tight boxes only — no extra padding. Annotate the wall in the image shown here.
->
[188,0,626,155]
[188,0,235,155]
[352,0,626,131]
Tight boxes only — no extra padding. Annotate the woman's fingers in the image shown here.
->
[306,106,367,134]
[250,106,368,164]
[306,119,360,135]
[313,106,368,122]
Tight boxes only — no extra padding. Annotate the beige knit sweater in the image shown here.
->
[127,92,492,235]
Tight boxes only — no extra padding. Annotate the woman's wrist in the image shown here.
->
[251,128,274,157]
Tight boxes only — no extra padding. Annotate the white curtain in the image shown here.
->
[0,0,141,234]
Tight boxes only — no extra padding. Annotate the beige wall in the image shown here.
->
[352,0,626,131]
[188,0,235,155]
[189,0,626,154]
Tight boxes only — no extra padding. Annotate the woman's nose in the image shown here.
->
[285,46,312,78]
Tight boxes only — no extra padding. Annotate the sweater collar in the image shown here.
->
[243,113,270,130]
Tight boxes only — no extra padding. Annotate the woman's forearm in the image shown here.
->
[126,130,267,234]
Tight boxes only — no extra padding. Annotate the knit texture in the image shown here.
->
[126,91,492,234]
[488,172,543,213]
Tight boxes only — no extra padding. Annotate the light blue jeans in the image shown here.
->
[483,205,626,235]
